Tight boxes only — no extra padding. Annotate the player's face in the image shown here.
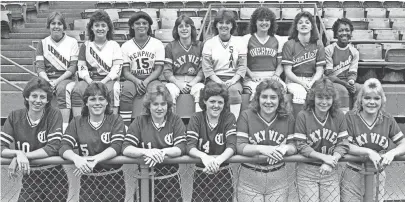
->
[91,20,109,40]
[86,94,108,116]
[337,23,352,46]
[204,95,225,118]
[26,89,49,112]
[178,21,192,39]
[296,16,312,35]
[216,20,232,37]
[361,91,382,115]
[256,18,271,33]
[150,95,168,120]
[49,17,64,40]
[259,88,279,116]
[132,18,149,36]
[314,93,333,114]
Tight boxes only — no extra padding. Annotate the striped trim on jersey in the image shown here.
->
[173,135,186,145]
[111,134,125,143]
[62,133,77,148]
[124,133,140,146]
[47,132,62,142]
[0,132,14,146]
[225,128,237,138]
[186,130,199,140]
[392,131,405,143]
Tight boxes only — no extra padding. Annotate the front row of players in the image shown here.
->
[2,76,405,202]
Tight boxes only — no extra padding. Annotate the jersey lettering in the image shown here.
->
[89,47,110,71]
[356,133,389,149]
[308,128,338,145]
[215,133,224,145]
[100,132,111,144]
[269,130,285,145]
[293,49,318,65]
[80,144,89,156]
[249,47,277,57]
[17,141,30,153]
[37,130,47,143]
[128,51,155,60]
[173,55,201,68]
[48,44,69,68]
[141,142,152,149]
[164,133,173,145]
[228,46,234,69]
[333,55,352,72]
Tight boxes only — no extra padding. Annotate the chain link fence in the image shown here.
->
[2,155,405,202]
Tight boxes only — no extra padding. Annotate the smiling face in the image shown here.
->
[256,18,271,33]
[150,95,168,120]
[314,93,333,115]
[259,88,279,117]
[49,16,64,41]
[296,16,312,35]
[26,89,49,113]
[361,90,382,115]
[178,20,192,39]
[336,23,352,46]
[132,18,149,37]
[91,20,109,40]
[204,95,225,118]
[216,20,232,38]
[86,94,108,117]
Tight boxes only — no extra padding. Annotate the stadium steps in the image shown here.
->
[9,33,49,39]
[1,58,33,65]
[383,84,405,117]
[1,73,33,81]
[1,45,34,51]
[13,27,49,33]
[1,65,35,73]
[1,81,27,91]
[1,91,25,118]
[25,23,47,28]
[1,39,34,45]
[2,51,34,58]
[37,12,82,18]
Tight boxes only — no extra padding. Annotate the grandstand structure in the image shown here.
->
[0,1,405,130]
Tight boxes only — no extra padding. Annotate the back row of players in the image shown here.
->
[1,7,404,202]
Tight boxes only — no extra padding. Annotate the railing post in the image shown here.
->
[363,161,375,202]
[139,164,150,202]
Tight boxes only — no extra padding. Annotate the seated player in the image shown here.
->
[2,77,68,201]
[60,82,126,201]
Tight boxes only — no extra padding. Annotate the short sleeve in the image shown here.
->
[164,42,174,66]
[70,39,79,61]
[286,114,296,144]
[325,44,334,70]
[333,111,350,156]
[172,115,186,155]
[186,113,201,153]
[42,108,63,156]
[293,111,307,141]
[315,40,326,66]
[1,112,15,152]
[78,42,86,61]
[202,39,215,78]
[122,116,142,151]
[155,40,165,66]
[345,113,355,144]
[224,112,237,152]
[59,118,79,156]
[388,116,404,144]
[110,115,125,154]
[281,40,294,65]
[121,43,130,67]
[236,110,249,154]
[112,42,123,64]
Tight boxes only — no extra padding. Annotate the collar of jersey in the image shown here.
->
[26,110,45,128]
[254,33,270,45]
[88,115,106,130]
[312,110,329,126]
[151,118,166,131]
[50,33,66,45]
[358,112,378,130]
[257,112,278,127]
[178,40,192,52]
[218,35,232,49]
[133,36,151,50]
[334,42,350,51]
[205,113,219,131]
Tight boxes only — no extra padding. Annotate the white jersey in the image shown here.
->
[121,36,165,80]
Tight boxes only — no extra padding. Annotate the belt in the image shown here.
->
[304,162,323,167]
[241,163,285,173]
[295,72,314,77]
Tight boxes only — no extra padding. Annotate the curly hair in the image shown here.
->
[81,82,113,116]
[143,84,174,116]
[212,9,237,36]
[304,77,340,117]
[23,77,53,109]
[172,15,198,44]
[249,79,290,117]
[249,7,278,36]
[87,10,114,41]
[199,81,230,113]
[288,11,319,43]
[353,78,387,124]
[332,18,354,39]
[46,11,67,30]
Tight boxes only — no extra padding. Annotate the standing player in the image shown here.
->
[341,78,405,202]
[71,10,123,116]
[236,79,296,202]
[122,84,186,202]
[36,11,79,132]
[164,15,205,112]
[202,9,247,120]
[282,11,325,115]
[325,18,361,112]
[293,78,349,202]
[1,77,68,201]
[60,82,126,201]
[242,7,286,100]
[187,82,237,202]
[120,11,164,125]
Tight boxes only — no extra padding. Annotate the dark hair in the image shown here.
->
[249,7,278,37]
[250,79,290,117]
[304,77,340,117]
[46,11,67,30]
[87,10,114,41]
[172,15,198,44]
[128,11,153,38]
[23,77,53,109]
[288,11,319,43]
[81,82,113,116]
[213,9,237,35]
[199,82,230,112]
[143,84,174,116]
[332,18,354,39]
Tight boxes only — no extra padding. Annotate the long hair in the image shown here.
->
[87,10,114,41]
[353,78,387,124]
[249,7,278,37]
[23,77,53,109]
[81,82,113,116]
[199,82,230,113]
[304,77,340,117]
[128,11,153,38]
[288,11,319,43]
[212,9,237,35]
[332,18,354,39]
[143,84,174,116]
[172,15,198,44]
[46,11,67,30]
[250,79,290,117]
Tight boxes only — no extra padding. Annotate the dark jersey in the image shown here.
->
[186,111,237,167]
[60,114,125,170]
[244,34,280,72]
[1,107,63,167]
[164,40,203,76]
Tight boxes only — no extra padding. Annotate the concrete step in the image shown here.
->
[2,51,34,58]
[1,58,33,65]
[1,91,25,118]
[1,45,35,51]
[1,65,35,73]
[9,33,49,39]
[25,23,46,28]
[0,81,27,91]
[13,27,49,33]
[27,18,47,23]
[1,73,33,81]
[1,39,34,45]
[51,1,95,6]
[37,12,81,18]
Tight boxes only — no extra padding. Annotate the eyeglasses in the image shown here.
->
[134,21,149,26]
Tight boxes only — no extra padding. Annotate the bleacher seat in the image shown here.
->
[184,1,204,8]
[365,8,387,18]
[119,9,139,19]
[161,18,176,29]
[113,30,129,40]
[166,1,184,8]
[198,9,218,18]
[1,3,6,11]
[374,30,400,40]
[131,1,148,9]
[114,18,129,30]
[70,19,90,31]
[345,8,365,18]
[356,44,384,61]
[179,8,198,17]
[388,8,405,18]
[104,9,120,22]
[382,43,405,57]
[367,18,391,30]
[141,8,158,18]
[349,18,368,30]
[239,8,255,20]
[113,2,130,9]
[322,18,338,29]
[391,18,405,30]
[65,30,86,41]
[5,3,26,21]
[1,10,12,38]
[154,29,174,42]
[281,7,302,20]
[351,30,374,40]
[81,9,97,19]
[190,17,203,30]
[323,8,344,18]
[302,7,322,16]
[25,1,36,12]
[96,1,113,9]
[159,8,179,19]
[325,29,334,41]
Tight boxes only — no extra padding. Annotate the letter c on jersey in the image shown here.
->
[215,133,225,145]
[164,133,174,145]
[101,132,111,144]
[37,131,47,143]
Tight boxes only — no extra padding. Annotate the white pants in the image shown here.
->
[165,82,204,104]
[243,71,287,97]
[286,76,313,104]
